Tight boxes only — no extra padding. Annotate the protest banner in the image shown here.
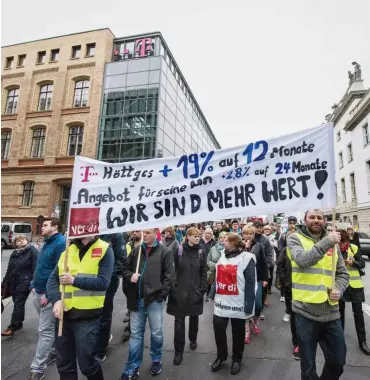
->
[67,124,335,237]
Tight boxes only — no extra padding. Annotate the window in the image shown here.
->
[339,152,343,169]
[67,126,84,156]
[38,84,53,111]
[73,80,89,107]
[1,131,11,159]
[50,49,60,62]
[14,224,31,233]
[347,143,353,162]
[5,56,14,69]
[336,130,341,142]
[30,128,46,158]
[37,51,46,64]
[22,181,35,206]
[17,54,26,67]
[71,45,81,59]
[350,173,356,200]
[86,43,96,57]
[363,123,369,146]
[341,178,347,203]
[1,225,10,232]
[5,88,19,114]
[366,160,370,193]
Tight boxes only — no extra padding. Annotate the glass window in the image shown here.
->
[1,131,11,159]
[38,84,53,111]
[105,74,127,89]
[73,80,89,107]
[30,128,46,158]
[72,45,81,59]
[363,123,369,146]
[350,173,356,200]
[127,59,150,73]
[126,72,149,86]
[17,54,26,67]
[149,70,160,84]
[50,49,59,62]
[67,126,84,156]
[86,43,96,57]
[5,88,19,114]
[37,51,46,64]
[144,141,156,158]
[22,181,35,206]
[1,225,10,232]
[341,178,346,203]
[339,152,343,169]
[5,56,14,69]
[347,143,353,162]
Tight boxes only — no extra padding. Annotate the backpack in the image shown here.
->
[177,245,204,262]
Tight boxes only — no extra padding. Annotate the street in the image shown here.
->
[1,248,370,380]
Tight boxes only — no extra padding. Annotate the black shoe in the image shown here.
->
[46,352,57,366]
[190,341,197,350]
[230,362,241,375]
[95,354,107,363]
[359,341,370,355]
[173,354,183,366]
[120,370,139,380]
[211,358,225,372]
[151,362,162,376]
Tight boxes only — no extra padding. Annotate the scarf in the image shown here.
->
[224,247,242,259]
[340,241,350,254]
[216,243,224,251]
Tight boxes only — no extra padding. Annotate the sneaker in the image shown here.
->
[95,354,107,363]
[46,352,57,366]
[292,346,300,360]
[151,362,162,376]
[205,297,210,302]
[120,370,139,380]
[280,296,285,302]
[283,314,291,323]
[259,313,266,320]
[27,373,45,380]
[244,332,251,344]
[109,334,113,342]
[1,329,14,337]
[190,341,197,350]
[251,324,261,335]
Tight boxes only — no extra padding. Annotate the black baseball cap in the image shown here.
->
[288,216,298,223]
[253,220,263,227]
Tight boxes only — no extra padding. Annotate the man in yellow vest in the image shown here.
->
[46,235,114,380]
[338,229,370,355]
[287,209,349,380]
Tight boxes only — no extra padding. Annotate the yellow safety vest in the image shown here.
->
[58,239,109,311]
[346,244,363,289]
[287,233,338,305]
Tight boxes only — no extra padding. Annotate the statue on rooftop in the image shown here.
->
[352,61,362,81]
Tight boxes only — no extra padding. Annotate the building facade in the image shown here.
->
[325,66,370,232]
[1,29,114,232]
[97,32,221,163]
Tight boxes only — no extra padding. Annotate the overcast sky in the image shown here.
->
[2,0,369,148]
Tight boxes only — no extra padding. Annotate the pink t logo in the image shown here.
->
[80,166,97,182]
[135,38,153,57]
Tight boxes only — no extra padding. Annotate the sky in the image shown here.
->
[1,0,369,148]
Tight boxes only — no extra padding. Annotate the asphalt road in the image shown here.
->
[1,248,370,380]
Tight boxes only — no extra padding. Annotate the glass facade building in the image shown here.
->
[97,32,220,163]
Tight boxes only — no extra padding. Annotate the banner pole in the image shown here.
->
[58,239,70,337]
[135,231,144,275]
[331,208,337,288]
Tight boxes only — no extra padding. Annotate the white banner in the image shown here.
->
[68,124,335,237]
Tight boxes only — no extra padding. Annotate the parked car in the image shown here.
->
[1,222,33,249]
[358,232,370,260]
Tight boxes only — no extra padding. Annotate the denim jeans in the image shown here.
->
[295,314,346,380]
[31,292,56,374]
[95,275,119,356]
[9,290,30,331]
[123,299,164,376]
[56,318,101,380]
[209,282,216,300]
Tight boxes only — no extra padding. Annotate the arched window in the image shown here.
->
[1,130,11,159]
[73,80,89,107]
[38,84,53,111]
[5,88,19,114]
[30,128,46,158]
[67,126,84,156]
[22,181,35,206]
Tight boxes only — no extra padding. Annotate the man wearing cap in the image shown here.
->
[278,216,298,254]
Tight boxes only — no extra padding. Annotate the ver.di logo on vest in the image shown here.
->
[216,264,239,295]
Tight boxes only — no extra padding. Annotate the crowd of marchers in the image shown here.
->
[1,211,369,380]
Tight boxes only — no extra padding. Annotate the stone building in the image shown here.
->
[1,28,114,232]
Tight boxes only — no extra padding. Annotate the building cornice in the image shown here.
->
[331,89,367,125]
[344,89,370,131]
[1,72,25,80]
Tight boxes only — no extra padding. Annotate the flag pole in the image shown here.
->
[135,231,144,274]
[331,208,337,288]
[58,239,70,336]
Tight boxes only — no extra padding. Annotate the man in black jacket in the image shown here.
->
[120,229,175,380]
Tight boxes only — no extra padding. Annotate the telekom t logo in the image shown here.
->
[133,38,153,57]
[80,166,98,182]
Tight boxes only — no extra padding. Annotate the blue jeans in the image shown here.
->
[295,314,346,380]
[56,318,101,379]
[209,282,216,300]
[124,299,164,376]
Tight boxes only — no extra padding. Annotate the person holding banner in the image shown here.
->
[167,227,207,366]
[120,229,175,380]
[287,209,349,380]
[46,235,114,380]
[212,233,257,375]
[337,229,370,356]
